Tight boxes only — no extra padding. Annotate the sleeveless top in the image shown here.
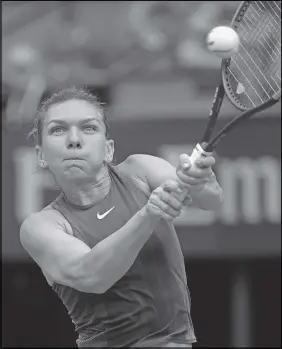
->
[50,165,196,347]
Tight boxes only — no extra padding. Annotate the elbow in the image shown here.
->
[71,262,108,294]
[79,276,108,294]
[76,280,107,294]
[72,273,106,294]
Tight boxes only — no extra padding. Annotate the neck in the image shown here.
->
[60,166,111,208]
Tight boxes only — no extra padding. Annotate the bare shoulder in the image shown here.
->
[20,208,73,239]
[43,205,74,236]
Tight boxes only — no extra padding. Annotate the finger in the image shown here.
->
[176,182,205,194]
[163,182,186,202]
[183,195,193,206]
[162,179,183,194]
[170,189,187,202]
[195,156,215,168]
[178,153,191,172]
[151,190,183,212]
[159,190,183,211]
[153,198,181,218]
[177,165,212,179]
[162,210,181,222]
[177,170,210,185]
[147,202,178,221]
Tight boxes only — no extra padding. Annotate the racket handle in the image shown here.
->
[176,143,213,202]
[190,143,212,166]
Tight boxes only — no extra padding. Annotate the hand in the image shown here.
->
[145,179,184,222]
[176,153,216,194]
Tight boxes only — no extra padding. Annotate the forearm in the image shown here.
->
[79,207,159,293]
[190,174,224,211]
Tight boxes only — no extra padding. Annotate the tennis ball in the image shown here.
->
[206,26,240,59]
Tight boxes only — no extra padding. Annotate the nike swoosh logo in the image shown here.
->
[97,206,115,220]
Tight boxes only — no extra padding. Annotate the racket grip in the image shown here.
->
[190,143,212,165]
[176,143,212,202]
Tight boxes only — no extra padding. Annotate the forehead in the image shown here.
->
[45,99,102,124]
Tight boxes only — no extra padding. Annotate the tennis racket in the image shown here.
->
[178,0,281,198]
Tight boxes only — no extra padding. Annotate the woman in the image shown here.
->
[20,87,223,347]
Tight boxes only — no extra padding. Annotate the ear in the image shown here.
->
[35,145,48,169]
[105,139,115,163]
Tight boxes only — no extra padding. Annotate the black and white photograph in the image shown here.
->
[2,1,281,347]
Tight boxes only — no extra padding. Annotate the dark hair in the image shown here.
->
[28,86,109,145]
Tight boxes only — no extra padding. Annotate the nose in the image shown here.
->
[66,128,82,149]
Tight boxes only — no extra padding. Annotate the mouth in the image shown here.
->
[64,157,84,161]
[64,158,85,168]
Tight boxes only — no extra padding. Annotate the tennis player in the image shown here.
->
[20,87,223,347]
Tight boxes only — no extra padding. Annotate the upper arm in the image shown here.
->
[122,154,220,210]
[121,154,223,211]
[19,211,91,291]
[122,154,177,191]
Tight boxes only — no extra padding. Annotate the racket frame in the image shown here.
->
[201,0,281,152]
[176,1,281,197]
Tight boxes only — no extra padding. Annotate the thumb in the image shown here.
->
[162,179,182,193]
[179,153,191,171]
[183,195,193,206]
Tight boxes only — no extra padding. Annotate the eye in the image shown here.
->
[82,125,98,132]
[50,126,65,134]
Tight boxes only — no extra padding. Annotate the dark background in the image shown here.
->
[2,259,281,347]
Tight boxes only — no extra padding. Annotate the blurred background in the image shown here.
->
[2,1,281,347]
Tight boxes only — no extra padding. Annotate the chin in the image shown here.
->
[61,165,88,179]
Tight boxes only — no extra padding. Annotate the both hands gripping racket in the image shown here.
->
[178,0,281,198]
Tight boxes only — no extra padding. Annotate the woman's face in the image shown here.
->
[36,99,114,183]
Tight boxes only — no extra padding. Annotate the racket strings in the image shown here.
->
[227,1,281,109]
[239,3,280,91]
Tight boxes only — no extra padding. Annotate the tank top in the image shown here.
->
[50,165,196,347]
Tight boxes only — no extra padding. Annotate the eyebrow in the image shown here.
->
[46,117,102,127]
